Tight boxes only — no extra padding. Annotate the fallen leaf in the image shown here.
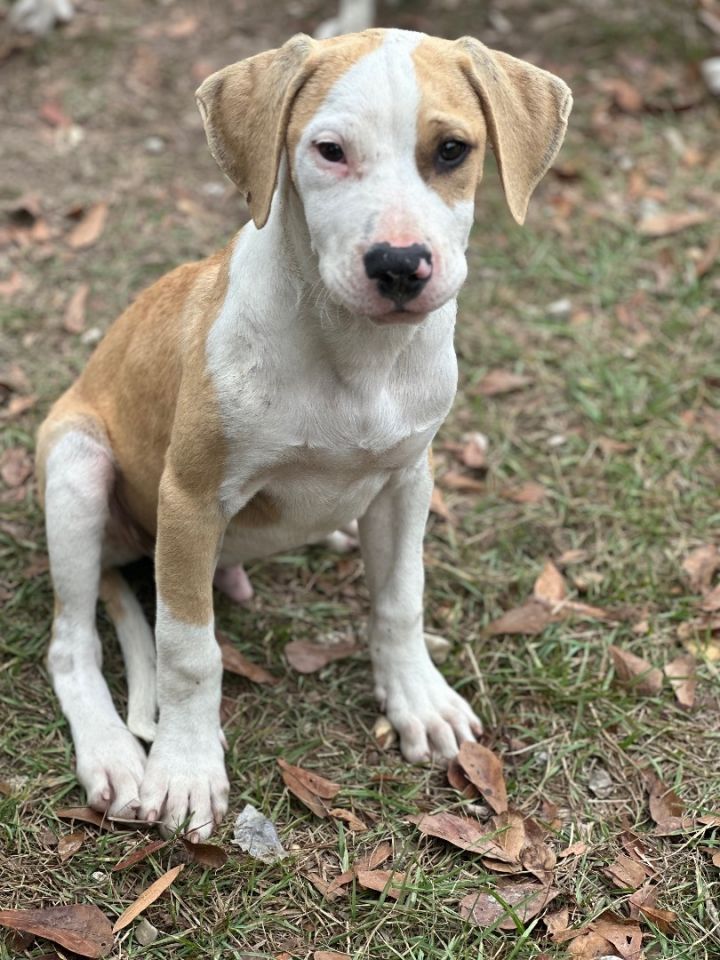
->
[329,808,367,832]
[323,841,393,898]
[700,583,720,612]
[57,830,85,863]
[277,758,340,817]
[447,757,480,799]
[474,369,532,397]
[544,904,569,935]
[558,840,589,858]
[356,869,406,899]
[217,631,278,685]
[284,637,358,674]
[55,807,113,832]
[231,803,287,864]
[500,481,547,504]
[39,97,72,128]
[314,952,350,960]
[112,863,185,933]
[413,811,514,861]
[713,851,720,868]
[643,770,690,831]
[441,470,485,493]
[664,653,697,708]
[165,15,199,38]
[603,852,650,890]
[638,209,710,237]
[0,905,113,958]
[487,601,552,636]
[609,645,663,695]
[181,838,228,868]
[112,839,168,871]
[597,436,634,456]
[533,560,567,606]
[682,544,720,592]
[628,882,678,933]
[696,233,720,279]
[0,447,33,487]
[459,881,558,930]
[1,394,38,419]
[63,283,89,334]
[566,931,614,957]
[461,432,488,469]
[429,484,452,521]
[0,270,24,299]
[66,203,109,250]
[457,742,508,814]
[0,363,32,393]
[557,549,589,566]
[602,77,644,112]
[593,913,643,959]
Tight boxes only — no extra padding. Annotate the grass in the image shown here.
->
[2,0,720,957]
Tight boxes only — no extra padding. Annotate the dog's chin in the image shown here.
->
[369,308,427,326]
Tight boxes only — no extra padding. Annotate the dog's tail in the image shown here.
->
[99,569,157,743]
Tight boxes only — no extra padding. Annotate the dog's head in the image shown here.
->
[197,30,571,324]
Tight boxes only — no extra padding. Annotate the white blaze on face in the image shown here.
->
[292,30,475,322]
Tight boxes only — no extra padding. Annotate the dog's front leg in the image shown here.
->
[138,471,229,840]
[359,455,482,763]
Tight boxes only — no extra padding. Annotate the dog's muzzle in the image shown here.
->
[363,242,433,307]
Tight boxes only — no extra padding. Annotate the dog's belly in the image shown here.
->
[218,464,388,565]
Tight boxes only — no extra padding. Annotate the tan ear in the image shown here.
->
[196,34,318,228]
[456,37,572,225]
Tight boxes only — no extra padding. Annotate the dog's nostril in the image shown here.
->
[363,242,433,306]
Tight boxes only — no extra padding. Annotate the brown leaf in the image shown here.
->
[39,97,72,128]
[329,808,368,832]
[112,863,184,933]
[181,838,228,868]
[695,233,720,279]
[217,631,278,685]
[0,363,32,393]
[0,447,33,487]
[474,369,532,397]
[682,544,720,592]
[566,931,614,957]
[487,601,552,636]
[558,840,589,858]
[355,869,406,899]
[638,209,710,237]
[459,881,559,930]
[543,904,569,935]
[323,841,393,899]
[603,852,650,890]
[165,15,199,38]
[413,811,511,860]
[284,637,358,674]
[460,432,488,469]
[447,757,480,799]
[277,758,340,817]
[643,770,689,832]
[112,839,168,871]
[66,203,109,250]
[0,905,113,958]
[609,645,663,695]
[602,77,644,112]
[500,481,547,504]
[664,653,697,708]
[0,270,24,299]
[440,470,485,493]
[712,851,720,868]
[55,807,113,831]
[593,913,643,959]
[1,394,38,420]
[700,582,720,613]
[533,560,567,606]
[314,952,351,960]
[63,283,89,334]
[628,882,678,933]
[457,742,508,814]
[429,484,452,521]
[57,830,85,863]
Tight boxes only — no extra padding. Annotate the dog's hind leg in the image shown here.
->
[99,570,157,744]
[41,425,147,818]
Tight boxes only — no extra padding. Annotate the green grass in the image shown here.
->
[2,0,720,957]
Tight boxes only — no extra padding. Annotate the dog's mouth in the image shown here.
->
[369,306,427,326]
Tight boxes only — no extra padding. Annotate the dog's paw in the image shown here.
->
[139,732,229,840]
[376,659,482,764]
[75,723,147,819]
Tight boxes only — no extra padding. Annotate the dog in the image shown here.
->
[36,29,571,839]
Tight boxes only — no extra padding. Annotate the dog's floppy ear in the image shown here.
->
[196,34,317,228]
[456,37,572,225]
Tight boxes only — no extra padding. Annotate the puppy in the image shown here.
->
[37,29,571,838]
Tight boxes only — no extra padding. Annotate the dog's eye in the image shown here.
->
[316,142,346,163]
[437,139,468,168]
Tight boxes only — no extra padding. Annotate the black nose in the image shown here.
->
[363,242,433,306]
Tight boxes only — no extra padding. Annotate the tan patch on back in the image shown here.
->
[286,30,384,173]
[412,37,486,207]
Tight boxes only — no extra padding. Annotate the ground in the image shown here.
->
[1,0,720,958]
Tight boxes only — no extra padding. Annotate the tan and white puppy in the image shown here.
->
[36,29,571,839]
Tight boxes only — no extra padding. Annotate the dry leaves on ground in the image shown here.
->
[355,869,406,899]
[63,283,89,334]
[277,758,340,818]
[456,742,508,815]
[609,645,664,696]
[66,202,109,249]
[682,544,720,593]
[459,882,559,930]
[643,770,694,834]
[112,839,168,872]
[112,863,184,933]
[1,446,33,488]
[317,841,394,900]
[663,653,697,708]
[429,484,453,521]
[473,369,533,397]
[284,636,358,674]
[500,480,548,504]
[181,838,228,868]
[217,629,278,685]
[637,209,710,237]
[0,905,113,958]
[57,830,85,863]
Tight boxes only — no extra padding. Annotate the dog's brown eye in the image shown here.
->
[437,139,468,167]
[316,142,345,163]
